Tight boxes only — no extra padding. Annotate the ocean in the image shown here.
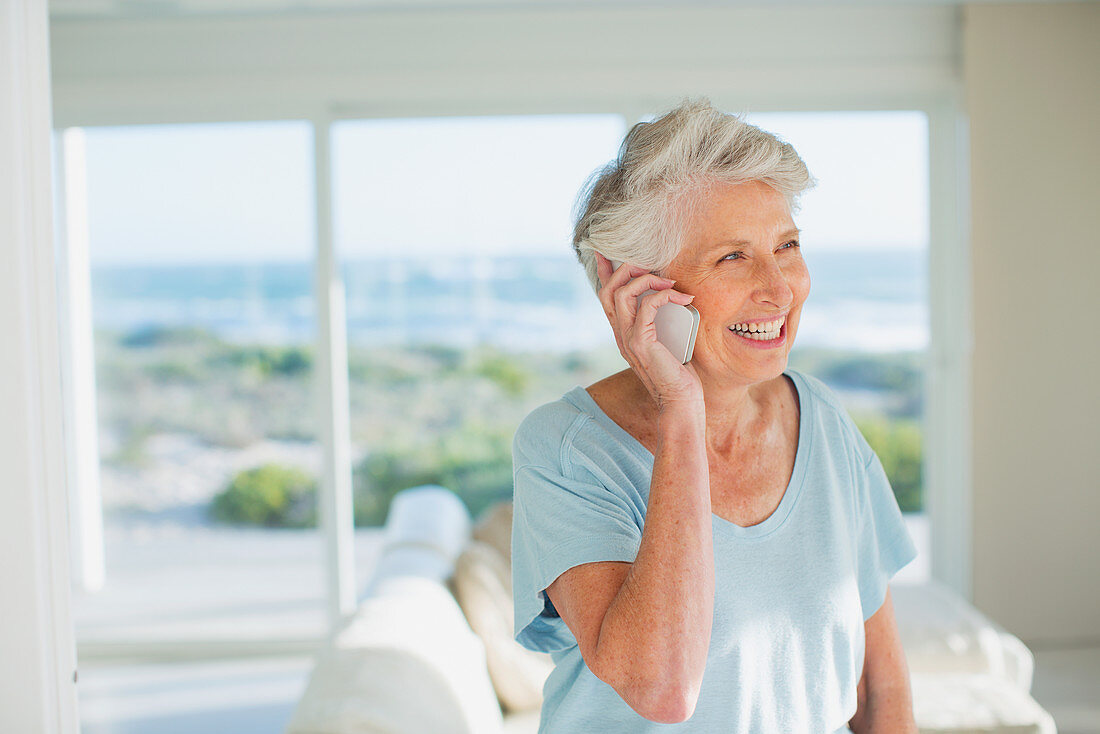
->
[90,249,927,353]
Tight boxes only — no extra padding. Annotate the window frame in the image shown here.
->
[47,6,972,661]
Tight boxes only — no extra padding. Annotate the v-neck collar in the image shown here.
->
[563,369,813,540]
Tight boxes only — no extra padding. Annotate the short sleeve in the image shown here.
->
[854,450,919,621]
[510,407,643,654]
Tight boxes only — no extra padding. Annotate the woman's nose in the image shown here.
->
[753,258,794,309]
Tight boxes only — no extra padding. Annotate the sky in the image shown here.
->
[79,110,928,265]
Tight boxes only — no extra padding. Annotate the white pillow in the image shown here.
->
[472,501,513,564]
[451,541,553,713]
[892,580,1035,692]
[911,672,1057,734]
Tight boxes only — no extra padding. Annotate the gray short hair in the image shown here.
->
[572,97,817,292]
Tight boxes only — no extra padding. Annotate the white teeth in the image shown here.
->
[729,316,785,335]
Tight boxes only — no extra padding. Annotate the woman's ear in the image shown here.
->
[594,252,613,289]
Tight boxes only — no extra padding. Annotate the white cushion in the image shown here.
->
[912,672,1057,734]
[472,501,513,564]
[451,541,553,713]
[893,580,1035,692]
[364,486,472,596]
[501,711,541,734]
[287,577,503,734]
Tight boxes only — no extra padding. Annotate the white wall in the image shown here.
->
[964,1,1100,646]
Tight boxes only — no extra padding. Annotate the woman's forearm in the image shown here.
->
[589,400,714,723]
[850,686,918,733]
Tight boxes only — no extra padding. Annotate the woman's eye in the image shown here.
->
[720,242,798,263]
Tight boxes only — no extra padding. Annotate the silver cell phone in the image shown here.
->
[611,260,700,364]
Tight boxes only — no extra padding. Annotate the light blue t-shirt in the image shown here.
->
[511,369,918,733]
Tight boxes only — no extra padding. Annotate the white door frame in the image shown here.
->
[0,0,80,731]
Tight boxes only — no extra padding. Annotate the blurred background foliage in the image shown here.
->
[99,326,924,527]
[210,464,317,528]
[852,415,923,513]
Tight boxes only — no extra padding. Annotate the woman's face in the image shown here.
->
[666,180,810,389]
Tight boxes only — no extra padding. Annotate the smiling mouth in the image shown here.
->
[728,315,786,340]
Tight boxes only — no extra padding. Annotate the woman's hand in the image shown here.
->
[596,253,704,409]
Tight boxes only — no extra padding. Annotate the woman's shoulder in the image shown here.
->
[513,376,648,476]
[512,387,598,469]
[786,368,868,454]
[787,368,845,413]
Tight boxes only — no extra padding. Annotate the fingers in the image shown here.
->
[596,254,647,295]
[595,255,694,366]
[636,287,695,323]
[597,256,648,326]
[612,273,676,322]
[593,254,703,405]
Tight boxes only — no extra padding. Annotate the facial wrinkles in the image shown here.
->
[687,219,798,274]
[673,242,798,301]
[666,181,808,377]
[673,257,722,289]
[698,252,803,354]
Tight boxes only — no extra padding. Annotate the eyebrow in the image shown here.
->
[710,228,801,249]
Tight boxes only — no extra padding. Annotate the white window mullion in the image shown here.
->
[926,89,973,601]
[54,126,106,593]
[313,117,357,626]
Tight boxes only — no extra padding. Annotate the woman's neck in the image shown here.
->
[696,373,774,456]
[594,368,777,457]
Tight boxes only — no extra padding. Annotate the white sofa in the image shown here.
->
[287,486,508,734]
[892,581,1057,734]
[287,486,1057,734]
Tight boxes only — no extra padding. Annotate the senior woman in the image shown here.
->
[511,98,918,733]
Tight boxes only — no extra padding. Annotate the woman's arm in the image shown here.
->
[544,255,714,723]
[848,589,918,733]
[546,400,713,724]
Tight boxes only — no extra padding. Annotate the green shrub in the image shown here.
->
[853,415,923,513]
[147,360,203,382]
[353,425,514,526]
[208,345,312,379]
[471,350,530,396]
[788,349,924,419]
[270,347,312,377]
[209,464,317,527]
